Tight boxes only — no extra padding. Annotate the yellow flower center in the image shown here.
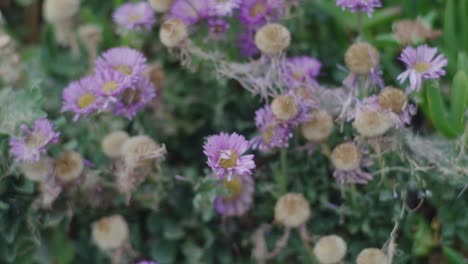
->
[414,62,430,73]
[292,71,304,81]
[223,176,243,201]
[128,13,142,22]
[262,126,274,143]
[25,132,45,148]
[251,3,266,17]
[218,150,238,169]
[114,65,133,75]
[103,81,119,94]
[77,93,96,109]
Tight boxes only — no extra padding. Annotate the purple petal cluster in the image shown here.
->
[336,0,382,16]
[250,105,293,151]
[210,0,241,16]
[214,174,255,216]
[284,56,322,88]
[208,18,230,38]
[113,2,156,31]
[62,47,156,121]
[168,0,211,25]
[238,0,272,26]
[397,45,448,93]
[9,118,60,163]
[203,132,256,180]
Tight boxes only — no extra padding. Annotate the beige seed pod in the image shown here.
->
[143,64,165,93]
[21,157,53,182]
[378,87,407,113]
[148,0,173,12]
[301,110,334,142]
[159,18,188,48]
[353,109,393,137]
[121,135,166,168]
[271,94,299,121]
[331,142,361,171]
[43,0,80,23]
[254,23,291,55]
[356,248,388,264]
[344,42,379,75]
[101,131,129,158]
[55,151,84,183]
[92,215,129,250]
[313,235,347,264]
[393,19,440,45]
[274,193,310,228]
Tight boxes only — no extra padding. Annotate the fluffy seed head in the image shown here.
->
[148,0,173,12]
[121,135,165,168]
[21,157,53,182]
[78,24,102,46]
[331,142,361,171]
[378,87,407,113]
[356,248,388,264]
[345,42,379,75]
[159,18,188,48]
[55,151,84,183]
[101,131,129,158]
[353,109,393,137]
[92,215,129,250]
[271,94,299,121]
[313,235,347,264]
[301,110,334,142]
[274,193,310,227]
[254,23,291,55]
[43,0,80,23]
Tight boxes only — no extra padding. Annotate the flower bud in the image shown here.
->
[301,110,333,142]
[121,135,166,168]
[378,87,407,113]
[21,157,53,182]
[159,18,188,48]
[345,42,379,75]
[274,193,310,228]
[148,0,173,12]
[101,131,129,158]
[313,235,347,264]
[331,142,361,171]
[353,109,393,137]
[55,151,84,183]
[92,215,129,250]
[271,94,298,121]
[254,23,291,55]
[43,0,80,23]
[356,248,388,264]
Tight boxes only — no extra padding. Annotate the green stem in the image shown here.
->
[280,148,288,194]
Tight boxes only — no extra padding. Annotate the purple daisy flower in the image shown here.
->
[214,174,254,216]
[9,118,60,163]
[239,0,271,25]
[113,2,156,31]
[95,47,147,84]
[208,18,230,38]
[336,0,382,16]
[136,261,159,264]
[397,44,448,93]
[250,105,293,152]
[331,142,373,184]
[203,132,256,180]
[111,77,156,119]
[168,0,210,25]
[284,56,322,88]
[238,27,260,57]
[209,0,241,16]
[92,68,131,110]
[62,76,102,121]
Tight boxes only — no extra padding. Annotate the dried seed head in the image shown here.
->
[393,19,440,45]
[353,109,393,137]
[271,94,299,121]
[378,87,407,113]
[313,235,347,264]
[331,142,361,171]
[159,18,188,48]
[55,151,84,183]
[21,157,53,182]
[43,0,80,23]
[78,24,102,47]
[143,64,165,92]
[121,135,166,168]
[345,42,379,75]
[148,0,173,12]
[92,215,129,250]
[254,23,291,55]
[274,193,310,228]
[301,110,334,142]
[356,248,388,264]
[101,131,129,158]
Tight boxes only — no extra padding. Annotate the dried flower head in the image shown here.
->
[43,0,80,23]
[301,110,334,142]
[331,142,372,184]
[345,42,379,75]
[144,64,165,92]
[374,88,416,128]
[92,215,129,250]
[21,157,53,182]
[113,2,156,31]
[393,19,440,45]
[55,151,84,183]
[159,18,189,48]
[274,193,310,228]
[121,135,166,169]
[101,131,129,158]
[78,24,102,56]
[313,235,347,264]
[148,0,174,12]
[353,108,393,137]
[271,94,299,121]
[378,87,406,113]
[356,248,388,264]
[254,23,291,55]
[214,174,255,216]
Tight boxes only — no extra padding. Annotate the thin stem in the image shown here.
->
[280,148,288,194]
[357,11,364,39]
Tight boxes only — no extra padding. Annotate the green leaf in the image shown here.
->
[444,0,457,74]
[450,71,468,133]
[425,82,459,138]
[442,246,466,264]
[412,217,435,257]
[50,229,75,264]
